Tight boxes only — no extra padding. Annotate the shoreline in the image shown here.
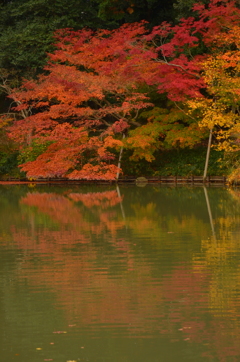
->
[0,175,228,185]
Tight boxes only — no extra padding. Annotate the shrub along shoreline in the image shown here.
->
[0,146,234,183]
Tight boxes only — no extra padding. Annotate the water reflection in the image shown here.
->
[1,185,240,361]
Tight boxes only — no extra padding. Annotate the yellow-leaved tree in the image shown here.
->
[188,24,240,181]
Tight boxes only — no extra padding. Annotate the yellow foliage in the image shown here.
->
[0,116,13,129]
[188,36,240,152]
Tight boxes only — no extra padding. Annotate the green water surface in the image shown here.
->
[0,184,240,362]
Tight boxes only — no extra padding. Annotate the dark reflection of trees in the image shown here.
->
[1,186,240,361]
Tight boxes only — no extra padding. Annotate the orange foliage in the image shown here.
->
[7,0,240,179]
[8,23,155,180]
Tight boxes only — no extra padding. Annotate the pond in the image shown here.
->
[1,184,240,362]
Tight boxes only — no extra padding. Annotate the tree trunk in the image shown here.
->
[203,128,213,181]
[116,133,125,181]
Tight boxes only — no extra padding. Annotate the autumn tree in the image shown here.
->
[6,11,209,180]
[7,23,156,180]
[141,0,240,178]
[124,0,240,166]
[6,0,240,180]
[186,2,240,179]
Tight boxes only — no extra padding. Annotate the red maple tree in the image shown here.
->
[8,22,154,179]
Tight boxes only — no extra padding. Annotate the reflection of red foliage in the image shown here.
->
[7,191,128,264]
[20,190,123,230]
[16,190,127,250]
[17,250,165,336]
[161,266,240,360]
[163,265,210,303]
[3,188,240,360]
[7,226,240,359]
[162,266,210,337]
[21,192,85,225]
[68,190,122,208]
[8,190,163,336]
